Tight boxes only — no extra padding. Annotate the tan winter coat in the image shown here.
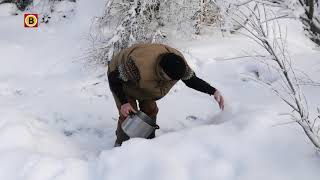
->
[108,43,194,101]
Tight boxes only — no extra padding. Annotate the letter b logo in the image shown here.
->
[24,14,38,28]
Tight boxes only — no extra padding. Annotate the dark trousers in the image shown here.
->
[114,97,159,146]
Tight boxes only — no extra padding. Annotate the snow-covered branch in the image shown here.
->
[231,2,320,151]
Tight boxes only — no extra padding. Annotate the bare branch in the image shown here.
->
[231,3,320,150]
[215,55,268,61]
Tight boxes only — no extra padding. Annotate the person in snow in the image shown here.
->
[108,43,224,147]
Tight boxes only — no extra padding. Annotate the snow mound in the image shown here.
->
[0,3,17,16]
[0,0,320,180]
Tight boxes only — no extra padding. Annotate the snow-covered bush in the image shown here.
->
[0,0,78,22]
[85,0,162,66]
[28,0,77,24]
[2,0,77,22]
[0,0,32,11]
[87,0,223,66]
[162,0,222,35]
[231,1,320,151]
[16,0,32,11]
[0,0,77,13]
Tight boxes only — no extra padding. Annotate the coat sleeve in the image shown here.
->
[168,46,217,95]
[182,71,216,95]
[108,68,128,105]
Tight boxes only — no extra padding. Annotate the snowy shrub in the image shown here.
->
[161,0,222,35]
[0,0,32,11]
[231,2,320,151]
[87,0,223,66]
[0,0,77,21]
[1,0,78,23]
[15,0,32,11]
[96,0,164,65]
[31,0,77,24]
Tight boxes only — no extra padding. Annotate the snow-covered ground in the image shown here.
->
[1,0,320,180]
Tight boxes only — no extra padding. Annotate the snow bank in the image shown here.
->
[0,3,17,16]
[95,110,320,180]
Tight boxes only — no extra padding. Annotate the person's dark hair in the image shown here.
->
[159,53,186,80]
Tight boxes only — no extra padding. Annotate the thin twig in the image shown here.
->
[215,55,267,61]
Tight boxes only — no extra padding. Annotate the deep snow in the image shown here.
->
[0,0,320,180]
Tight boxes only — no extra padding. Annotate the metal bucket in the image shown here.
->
[121,111,159,138]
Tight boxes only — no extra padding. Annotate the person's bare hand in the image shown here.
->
[120,103,137,117]
[213,90,225,110]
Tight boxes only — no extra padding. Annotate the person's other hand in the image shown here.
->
[120,103,137,117]
[213,90,224,110]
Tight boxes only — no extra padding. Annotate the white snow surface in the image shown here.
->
[1,0,320,180]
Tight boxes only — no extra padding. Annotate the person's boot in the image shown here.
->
[114,141,121,147]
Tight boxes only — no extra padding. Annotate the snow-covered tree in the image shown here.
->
[87,0,164,66]
[88,0,223,66]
